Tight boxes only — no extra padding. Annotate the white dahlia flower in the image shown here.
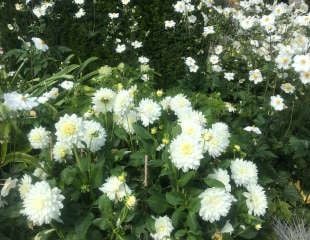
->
[21,181,64,226]
[18,174,32,199]
[243,184,268,217]
[137,98,162,127]
[208,168,231,192]
[179,119,203,139]
[113,89,134,116]
[119,110,138,133]
[169,134,203,172]
[52,142,72,162]
[199,188,235,223]
[80,120,106,152]
[28,126,50,149]
[151,216,174,240]
[1,177,18,197]
[99,176,132,202]
[55,114,83,146]
[3,92,39,111]
[92,88,116,114]
[169,94,192,117]
[202,122,230,158]
[230,158,258,187]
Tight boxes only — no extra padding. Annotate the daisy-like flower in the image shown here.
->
[75,8,85,18]
[3,92,39,111]
[169,94,192,117]
[280,83,295,94]
[21,181,64,226]
[203,26,215,37]
[224,72,235,81]
[60,81,74,90]
[131,40,143,49]
[92,88,116,114]
[185,57,199,72]
[179,119,203,139]
[138,56,149,64]
[151,216,174,240]
[52,142,72,162]
[199,188,235,223]
[169,134,203,172]
[244,126,262,135]
[137,98,161,127]
[292,55,310,72]
[1,177,18,197]
[208,168,231,192]
[202,122,230,158]
[230,158,258,187]
[28,126,50,149]
[300,71,310,85]
[209,55,219,65]
[118,110,138,133]
[113,89,134,117]
[270,95,286,111]
[243,184,268,217]
[116,44,126,53]
[275,54,292,70]
[121,0,130,5]
[249,69,263,84]
[73,0,84,5]
[164,20,176,29]
[18,174,32,199]
[99,176,132,202]
[32,37,49,52]
[80,120,107,152]
[260,14,275,27]
[55,114,84,146]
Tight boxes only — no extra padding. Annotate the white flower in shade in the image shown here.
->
[209,55,219,64]
[208,168,231,192]
[138,56,149,64]
[275,54,292,70]
[60,81,74,90]
[99,176,132,202]
[202,122,230,158]
[243,185,267,217]
[199,188,235,223]
[131,40,142,49]
[18,175,32,199]
[224,72,235,81]
[73,0,84,5]
[215,45,223,55]
[137,99,161,127]
[151,216,174,240]
[33,164,48,180]
[32,37,48,52]
[121,0,130,5]
[75,8,85,18]
[21,181,64,226]
[203,26,215,37]
[231,158,258,187]
[188,15,197,23]
[116,44,126,53]
[119,110,138,133]
[244,126,262,135]
[225,102,236,113]
[260,15,275,27]
[160,96,172,111]
[1,177,18,197]
[270,95,286,111]
[221,220,234,234]
[28,127,50,149]
[52,142,72,162]
[280,83,295,94]
[164,20,176,29]
[249,69,263,84]
[185,57,199,72]
[81,120,106,152]
[55,114,83,145]
[300,71,310,84]
[92,88,116,114]
[292,55,310,72]
[3,92,39,111]
[169,94,192,117]
[32,2,53,18]
[169,134,203,172]
[113,89,134,116]
[0,197,7,208]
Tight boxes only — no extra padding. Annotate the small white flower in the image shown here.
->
[209,55,219,65]
[99,176,132,201]
[137,98,161,127]
[18,175,32,199]
[185,57,199,72]
[203,26,215,37]
[108,13,119,19]
[208,168,231,192]
[73,0,84,4]
[116,44,126,53]
[75,8,86,18]
[32,37,49,52]
[300,71,310,85]
[249,69,263,84]
[81,120,107,152]
[199,188,235,223]
[270,95,286,111]
[28,126,50,149]
[164,20,176,29]
[151,216,174,240]
[21,181,65,226]
[231,158,258,187]
[131,40,143,49]
[243,185,268,217]
[121,0,130,5]
[224,72,235,81]
[52,142,72,162]
[60,81,74,90]
[92,88,116,114]
[244,126,262,135]
[280,83,295,94]
[292,55,310,73]
[1,177,18,197]
[138,56,149,64]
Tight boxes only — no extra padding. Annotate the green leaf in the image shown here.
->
[133,124,153,140]
[166,192,184,206]
[204,178,225,188]
[61,166,79,185]
[75,213,94,238]
[239,229,258,239]
[146,193,169,214]
[186,211,198,231]
[93,218,111,231]
[178,171,195,187]
[98,195,113,216]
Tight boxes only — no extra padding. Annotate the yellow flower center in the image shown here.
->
[32,196,45,211]
[60,122,76,136]
[31,133,42,142]
[180,142,193,155]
